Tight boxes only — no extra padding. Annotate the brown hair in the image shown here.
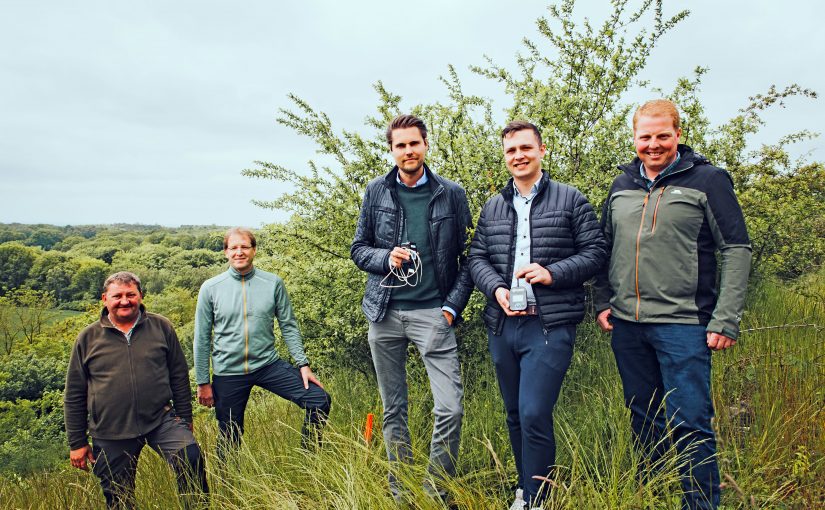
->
[223,227,257,250]
[501,120,542,145]
[386,115,427,146]
[103,271,143,295]
[633,99,681,130]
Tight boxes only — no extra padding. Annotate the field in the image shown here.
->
[0,275,822,509]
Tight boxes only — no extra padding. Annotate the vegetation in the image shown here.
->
[0,0,823,508]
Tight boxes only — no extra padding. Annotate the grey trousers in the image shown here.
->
[368,307,464,495]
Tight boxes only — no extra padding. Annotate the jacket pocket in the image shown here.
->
[372,206,397,246]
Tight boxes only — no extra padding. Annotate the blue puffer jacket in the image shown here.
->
[469,172,607,335]
[351,165,474,323]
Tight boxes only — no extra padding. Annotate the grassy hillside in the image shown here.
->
[0,274,822,509]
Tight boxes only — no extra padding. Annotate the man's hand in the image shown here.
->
[442,310,454,326]
[300,365,324,390]
[197,384,214,408]
[70,445,95,471]
[494,287,527,317]
[388,247,412,269]
[596,308,613,332]
[707,332,736,351]
[515,263,553,286]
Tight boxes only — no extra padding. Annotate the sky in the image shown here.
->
[1,1,823,228]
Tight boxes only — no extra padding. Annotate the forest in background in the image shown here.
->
[1,0,823,507]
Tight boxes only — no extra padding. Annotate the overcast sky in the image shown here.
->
[1,1,823,227]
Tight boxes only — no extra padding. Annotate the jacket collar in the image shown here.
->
[501,171,550,201]
[382,163,441,192]
[618,144,709,187]
[100,304,147,329]
[228,266,255,280]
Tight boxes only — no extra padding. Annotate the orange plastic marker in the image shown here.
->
[364,413,374,443]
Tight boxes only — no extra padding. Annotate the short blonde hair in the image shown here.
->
[633,99,680,130]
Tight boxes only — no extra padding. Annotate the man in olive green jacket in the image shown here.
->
[194,227,330,455]
[64,271,208,509]
[594,99,751,510]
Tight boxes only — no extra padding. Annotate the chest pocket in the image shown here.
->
[372,206,398,246]
[650,188,705,242]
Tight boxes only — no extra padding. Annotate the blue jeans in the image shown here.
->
[488,316,575,506]
[611,318,720,510]
[212,359,331,456]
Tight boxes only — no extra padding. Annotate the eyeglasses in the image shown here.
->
[227,245,254,252]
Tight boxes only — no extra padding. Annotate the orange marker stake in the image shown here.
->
[364,413,374,443]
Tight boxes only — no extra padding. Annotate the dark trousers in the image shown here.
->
[488,316,575,506]
[611,318,720,510]
[92,411,208,509]
[212,359,331,456]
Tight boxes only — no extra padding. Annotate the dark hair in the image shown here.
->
[386,115,428,146]
[103,271,143,295]
[501,120,542,145]
[224,227,257,250]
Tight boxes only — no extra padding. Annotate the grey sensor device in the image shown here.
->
[510,280,527,311]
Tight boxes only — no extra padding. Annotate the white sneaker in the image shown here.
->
[508,488,526,510]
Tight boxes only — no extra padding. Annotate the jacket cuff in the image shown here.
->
[68,435,89,450]
[706,319,740,340]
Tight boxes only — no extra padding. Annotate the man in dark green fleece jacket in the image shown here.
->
[594,99,751,510]
[64,271,208,509]
[194,227,330,455]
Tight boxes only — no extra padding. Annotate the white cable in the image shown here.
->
[380,248,422,288]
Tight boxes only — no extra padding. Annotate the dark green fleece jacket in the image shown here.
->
[63,306,192,449]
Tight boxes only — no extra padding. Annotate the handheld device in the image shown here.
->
[509,279,527,311]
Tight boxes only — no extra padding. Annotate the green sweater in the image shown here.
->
[194,267,308,384]
[390,183,441,310]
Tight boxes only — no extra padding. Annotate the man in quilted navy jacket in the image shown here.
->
[469,121,606,507]
[351,114,474,502]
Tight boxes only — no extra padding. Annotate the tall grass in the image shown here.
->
[1,275,821,508]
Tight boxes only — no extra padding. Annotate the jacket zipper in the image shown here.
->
[427,184,446,298]
[650,186,666,235]
[634,193,651,321]
[124,327,142,435]
[242,274,249,373]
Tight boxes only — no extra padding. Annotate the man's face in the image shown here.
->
[225,233,256,273]
[503,129,546,182]
[390,127,428,177]
[102,282,142,325]
[633,114,682,175]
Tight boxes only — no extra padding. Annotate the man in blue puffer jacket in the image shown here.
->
[469,121,606,507]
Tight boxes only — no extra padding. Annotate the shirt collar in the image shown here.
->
[396,169,428,188]
[513,175,542,201]
[640,152,681,187]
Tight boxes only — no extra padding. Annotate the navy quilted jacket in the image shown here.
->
[469,172,607,334]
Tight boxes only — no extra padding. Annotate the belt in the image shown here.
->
[525,304,539,316]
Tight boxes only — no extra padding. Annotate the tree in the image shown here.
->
[244,0,822,374]
[0,242,38,295]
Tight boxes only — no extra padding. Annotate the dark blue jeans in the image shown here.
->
[212,359,331,456]
[611,318,720,510]
[488,316,575,506]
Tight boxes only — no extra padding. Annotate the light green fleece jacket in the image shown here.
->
[194,266,308,384]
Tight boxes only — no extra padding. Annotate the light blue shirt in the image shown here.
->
[511,177,542,304]
[396,170,428,188]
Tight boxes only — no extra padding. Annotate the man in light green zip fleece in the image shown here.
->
[194,227,330,455]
